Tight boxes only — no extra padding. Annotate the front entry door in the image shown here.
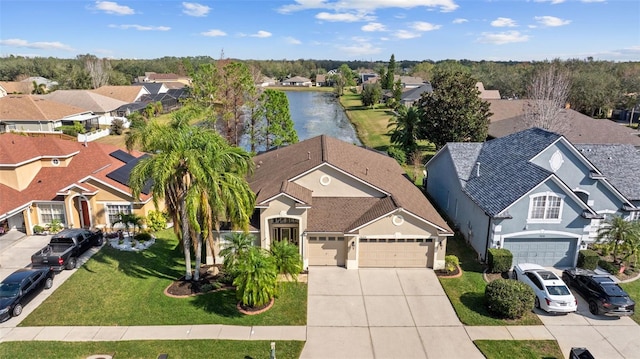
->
[80,199,90,228]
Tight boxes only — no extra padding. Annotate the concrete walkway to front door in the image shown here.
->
[300,267,484,359]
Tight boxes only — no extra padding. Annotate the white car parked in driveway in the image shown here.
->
[513,263,577,314]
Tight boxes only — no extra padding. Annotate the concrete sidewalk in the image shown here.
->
[0,325,307,342]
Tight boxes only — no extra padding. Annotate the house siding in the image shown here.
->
[294,165,385,198]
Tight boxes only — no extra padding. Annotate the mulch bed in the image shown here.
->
[435,265,462,278]
[484,271,512,283]
[165,265,233,297]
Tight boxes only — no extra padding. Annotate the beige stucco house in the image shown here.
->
[0,95,96,133]
[0,133,159,236]
[219,135,453,270]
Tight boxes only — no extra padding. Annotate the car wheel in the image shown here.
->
[66,257,77,270]
[12,304,22,317]
[534,297,540,309]
[589,301,599,315]
[512,271,518,280]
[44,277,53,289]
[95,237,104,246]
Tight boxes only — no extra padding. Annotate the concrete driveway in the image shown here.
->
[300,267,484,359]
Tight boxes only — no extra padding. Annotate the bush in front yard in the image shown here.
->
[444,255,459,274]
[578,249,599,270]
[485,279,535,319]
[488,248,513,273]
[598,260,617,275]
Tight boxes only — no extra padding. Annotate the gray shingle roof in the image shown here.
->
[575,144,640,200]
[447,128,560,216]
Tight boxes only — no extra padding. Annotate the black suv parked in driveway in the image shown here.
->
[562,268,635,317]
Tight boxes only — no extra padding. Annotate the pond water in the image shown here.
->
[285,91,361,145]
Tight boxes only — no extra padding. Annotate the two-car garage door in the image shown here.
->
[359,238,432,268]
[503,238,577,267]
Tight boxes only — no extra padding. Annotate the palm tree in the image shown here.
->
[31,81,46,94]
[270,240,302,281]
[112,213,142,238]
[220,232,255,277]
[620,221,640,267]
[233,247,277,309]
[597,216,638,263]
[129,107,255,281]
[387,105,423,156]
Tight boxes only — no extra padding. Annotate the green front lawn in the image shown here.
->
[439,235,542,326]
[619,278,640,324]
[475,340,564,359]
[0,340,305,359]
[20,230,307,326]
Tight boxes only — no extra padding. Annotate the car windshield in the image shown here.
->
[546,285,570,296]
[0,283,20,297]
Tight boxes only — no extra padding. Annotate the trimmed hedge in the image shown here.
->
[577,249,599,270]
[488,248,513,273]
[485,279,535,319]
[598,260,617,275]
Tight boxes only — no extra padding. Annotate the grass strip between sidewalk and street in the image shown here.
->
[20,229,307,327]
[474,340,564,359]
[0,340,305,359]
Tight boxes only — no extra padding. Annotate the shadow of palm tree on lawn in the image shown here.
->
[190,289,243,318]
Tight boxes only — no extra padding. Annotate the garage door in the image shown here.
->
[359,238,432,268]
[308,236,346,266]
[503,238,577,267]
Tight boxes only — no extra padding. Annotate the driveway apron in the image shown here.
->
[301,267,484,359]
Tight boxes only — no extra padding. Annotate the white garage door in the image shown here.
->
[503,238,577,267]
[308,236,346,266]
[359,238,432,268]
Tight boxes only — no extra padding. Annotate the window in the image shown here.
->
[529,194,562,222]
[107,204,131,226]
[630,212,640,221]
[39,203,65,224]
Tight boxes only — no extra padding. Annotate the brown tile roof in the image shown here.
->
[250,135,452,233]
[161,81,187,89]
[0,133,150,217]
[307,197,380,232]
[92,85,147,103]
[280,181,312,205]
[0,81,32,94]
[488,100,640,146]
[0,95,88,121]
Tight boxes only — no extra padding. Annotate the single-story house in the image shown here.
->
[0,81,33,97]
[281,76,312,87]
[394,75,426,89]
[476,82,501,100]
[487,99,640,148]
[258,76,277,87]
[215,135,453,270]
[314,74,326,87]
[425,128,639,267]
[42,90,128,127]
[0,133,159,236]
[0,95,97,133]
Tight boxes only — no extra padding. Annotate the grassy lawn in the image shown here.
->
[20,229,307,327]
[0,340,304,359]
[339,93,394,151]
[619,278,640,324]
[439,234,542,326]
[475,340,564,359]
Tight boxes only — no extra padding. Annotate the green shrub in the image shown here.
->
[134,232,152,242]
[485,279,535,319]
[387,146,406,165]
[33,224,45,234]
[59,125,78,137]
[598,260,617,275]
[111,118,125,135]
[444,255,459,274]
[577,249,599,270]
[146,210,167,232]
[488,248,513,273]
[48,219,63,233]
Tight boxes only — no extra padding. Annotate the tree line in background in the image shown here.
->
[1,54,638,119]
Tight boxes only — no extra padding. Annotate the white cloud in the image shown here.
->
[452,18,468,24]
[251,30,272,38]
[201,29,227,37]
[362,22,387,32]
[315,11,373,22]
[109,24,171,31]
[534,0,565,4]
[411,21,442,31]
[279,0,459,14]
[285,36,302,45]
[535,16,571,27]
[477,31,529,44]
[0,38,74,51]
[394,30,421,39]
[182,2,210,17]
[336,42,382,57]
[491,17,517,27]
[95,1,134,15]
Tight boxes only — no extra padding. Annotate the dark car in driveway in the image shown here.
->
[562,268,635,317]
[0,267,55,322]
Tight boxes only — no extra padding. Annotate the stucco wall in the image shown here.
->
[293,165,385,198]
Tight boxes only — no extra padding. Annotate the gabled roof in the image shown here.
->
[0,95,88,121]
[251,135,452,233]
[401,83,433,102]
[139,83,166,95]
[0,81,32,94]
[284,76,311,83]
[92,85,148,103]
[488,100,640,146]
[394,75,425,86]
[0,133,150,218]
[576,144,640,201]
[43,90,127,113]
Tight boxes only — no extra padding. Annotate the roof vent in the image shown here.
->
[476,162,481,177]
[366,167,369,175]
[307,151,311,160]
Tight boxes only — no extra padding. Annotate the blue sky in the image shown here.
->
[0,0,638,61]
